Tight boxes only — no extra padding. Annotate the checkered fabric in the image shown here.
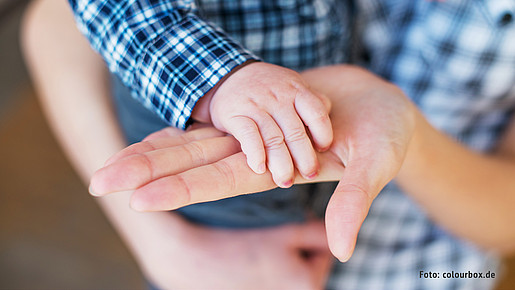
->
[68,0,350,128]
[71,0,515,289]
[325,1,515,289]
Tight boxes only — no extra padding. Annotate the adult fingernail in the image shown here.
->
[89,185,100,196]
[338,252,352,263]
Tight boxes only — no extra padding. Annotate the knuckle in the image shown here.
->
[269,90,281,103]
[342,182,372,200]
[174,175,192,206]
[237,123,258,140]
[264,134,285,151]
[289,80,311,98]
[132,153,155,181]
[308,112,331,136]
[288,78,307,91]
[284,127,308,144]
[212,160,236,193]
[312,109,331,122]
[184,141,207,165]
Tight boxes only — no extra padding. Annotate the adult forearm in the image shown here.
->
[22,0,126,180]
[397,110,515,254]
[21,0,188,273]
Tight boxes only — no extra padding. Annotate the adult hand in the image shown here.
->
[90,65,416,261]
[137,214,332,290]
[302,66,415,261]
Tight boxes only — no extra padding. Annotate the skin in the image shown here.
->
[92,65,515,261]
[21,0,332,288]
[91,65,417,261]
[24,0,515,288]
[193,61,334,188]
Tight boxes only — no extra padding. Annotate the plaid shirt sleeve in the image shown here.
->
[68,0,260,128]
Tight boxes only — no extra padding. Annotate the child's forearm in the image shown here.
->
[397,109,515,254]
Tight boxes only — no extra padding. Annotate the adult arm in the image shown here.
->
[21,1,332,288]
[396,100,515,254]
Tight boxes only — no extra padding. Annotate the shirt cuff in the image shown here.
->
[132,14,260,129]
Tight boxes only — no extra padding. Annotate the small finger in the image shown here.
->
[255,114,295,188]
[224,116,266,174]
[270,106,319,180]
[316,91,332,112]
[295,90,333,151]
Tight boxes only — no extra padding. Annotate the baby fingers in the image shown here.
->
[270,107,319,180]
[225,114,295,188]
[295,90,333,152]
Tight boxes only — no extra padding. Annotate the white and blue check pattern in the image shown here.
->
[71,0,515,289]
[325,1,515,289]
[69,0,350,128]
[69,0,259,128]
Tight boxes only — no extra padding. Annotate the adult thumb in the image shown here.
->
[325,161,380,262]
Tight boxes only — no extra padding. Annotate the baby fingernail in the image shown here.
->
[317,145,330,152]
[281,179,293,188]
[306,171,318,180]
[257,163,266,174]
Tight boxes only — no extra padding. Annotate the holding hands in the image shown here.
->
[194,62,333,187]
[90,65,416,261]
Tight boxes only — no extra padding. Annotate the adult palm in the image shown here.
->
[90,65,416,261]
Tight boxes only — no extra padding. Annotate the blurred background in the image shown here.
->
[0,0,514,289]
[0,0,144,288]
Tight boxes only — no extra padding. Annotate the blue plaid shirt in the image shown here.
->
[71,0,515,289]
[325,1,515,289]
[68,0,349,128]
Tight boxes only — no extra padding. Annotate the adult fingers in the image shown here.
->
[270,106,319,180]
[295,89,333,152]
[224,115,266,174]
[127,148,347,211]
[129,153,278,211]
[90,136,240,196]
[105,127,225,166]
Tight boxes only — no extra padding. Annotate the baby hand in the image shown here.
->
[207,62,333,188]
